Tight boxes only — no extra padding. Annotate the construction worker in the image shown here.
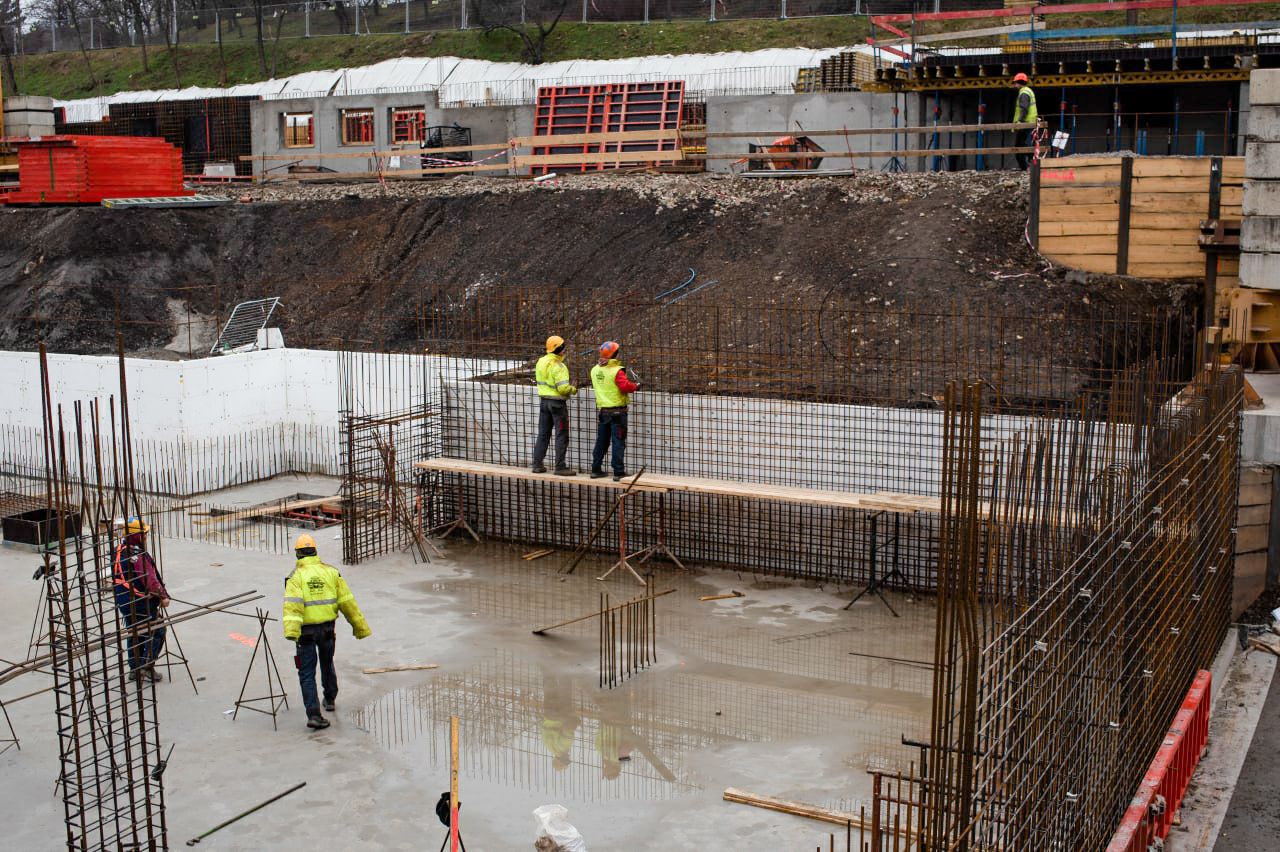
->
[532,334,578,476]
[283,534,371,730]
[1011,72,1038,170]
[113,517,169,684]
[589,341,639,482]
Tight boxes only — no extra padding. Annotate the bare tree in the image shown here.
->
[0,0,20,94]
[471,0,568,65]
[250,0,266,75]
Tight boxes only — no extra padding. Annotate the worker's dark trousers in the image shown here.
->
[591,409,628,476]
[532,398,570,470]
[115,591,166,672]
[294,622,337,717]
[1015,129,1033,170]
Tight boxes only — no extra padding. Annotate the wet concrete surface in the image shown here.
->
[0,518,934,850]
[1211,662,1280,852]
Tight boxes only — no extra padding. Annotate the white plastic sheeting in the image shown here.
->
[54,46,855,122]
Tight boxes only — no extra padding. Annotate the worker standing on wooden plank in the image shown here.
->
[112,517,170,684]
[1011,72,1038,171]
[283,534,372,731]
[531,334,578,476]
[589,341,639,482]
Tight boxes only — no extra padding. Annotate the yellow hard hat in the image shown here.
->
[546,335,565,354]
[294,534,317,550]
[124,517,149,534]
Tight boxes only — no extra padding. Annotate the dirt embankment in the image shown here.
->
[0,172,1195,368]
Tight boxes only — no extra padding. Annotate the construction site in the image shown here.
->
[4,2,1280,850]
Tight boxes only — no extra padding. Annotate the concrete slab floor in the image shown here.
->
[0,528,935,851]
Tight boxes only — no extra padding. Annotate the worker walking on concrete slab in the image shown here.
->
[283,534,371,730]
[532,334,578,476]
[1011,72,1038,171]
[112,517,170,684]
[590,341,639,482]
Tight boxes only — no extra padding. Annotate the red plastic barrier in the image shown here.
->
[4,135,191,205]
[1106,669,1212,852]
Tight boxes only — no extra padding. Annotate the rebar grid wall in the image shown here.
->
[869,354,1241,851]
[37,346,168,850]
[396,290,1193,583]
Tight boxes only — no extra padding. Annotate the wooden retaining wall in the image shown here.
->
[1031,155,1243,281]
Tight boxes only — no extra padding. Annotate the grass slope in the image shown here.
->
[10,17,869,100]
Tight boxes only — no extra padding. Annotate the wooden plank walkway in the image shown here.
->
[414,458,943,514]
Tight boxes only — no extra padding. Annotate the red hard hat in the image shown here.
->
[1013,72,1029,84]
[599,341,620,359]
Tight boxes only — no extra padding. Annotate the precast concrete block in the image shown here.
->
[1248,104,1280,142]
[1244,180,1280,216]
[1239,251,1280,289]
[1252,69,1280,106]
[1243,216,1280,252]
[3,95,54,113]
[1247,140,1280,178]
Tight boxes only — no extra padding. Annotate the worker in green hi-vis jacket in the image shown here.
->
[1011,72,1038,171]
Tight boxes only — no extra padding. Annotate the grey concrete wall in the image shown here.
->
[1242,69,1280,288]
[5,94,54,137]
[249,91,530,176]
[704,92,903,174]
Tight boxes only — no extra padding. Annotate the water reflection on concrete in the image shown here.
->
[355,543,934,810]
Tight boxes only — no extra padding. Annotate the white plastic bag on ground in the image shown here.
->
[533,804,588,852]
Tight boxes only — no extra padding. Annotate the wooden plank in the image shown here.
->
[416,458,947,514]
[1124,244,1205,266]
[1239,503,1271,526]
[242,142,510,161]
[1126,212,1209,230]
[723,788,904,835]
[1132,158,1212,178]
[261,162,514,182]
[1038,203,1121,220]
[192,495,343,526]
[362,664,440,674]
[1043,253,1121,273]
[416,458,670,493]
[689,122,1036,139]
[1041,186,1121,205]
[1037,220,1119,237]
[1131,193,1212,213]
[691,146,1032,161]
[1236,523,1270,554]
[1128,262,1213,278]
[1038,234,1119,255]
[1131,176,1213,193]
[1038,164,1122,184]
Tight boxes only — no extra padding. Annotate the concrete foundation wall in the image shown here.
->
[1242,70,1280,287]
[249,91,531,176]
[704,92,905,174]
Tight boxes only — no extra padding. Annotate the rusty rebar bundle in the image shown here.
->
[599,586,659,690]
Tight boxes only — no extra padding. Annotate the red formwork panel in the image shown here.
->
[4,135,192,204]
[1105,669,1212,852]
[532,81,684,174]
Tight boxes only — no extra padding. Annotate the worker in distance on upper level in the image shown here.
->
[590,341,639,482]
[283,534,371,731]
[532,334,578,476]
[1011,72,1038,171]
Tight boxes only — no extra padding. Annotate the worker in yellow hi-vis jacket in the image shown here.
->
[283,534,371,730]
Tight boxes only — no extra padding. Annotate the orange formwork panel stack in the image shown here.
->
[3,135,192,205]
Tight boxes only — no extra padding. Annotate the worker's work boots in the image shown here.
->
[554,467,576,477]
[307,714,330,730]
[531,465,547,473]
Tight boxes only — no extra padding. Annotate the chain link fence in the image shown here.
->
[0,0,904,57]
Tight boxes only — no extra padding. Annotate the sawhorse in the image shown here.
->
[844,510,904,617]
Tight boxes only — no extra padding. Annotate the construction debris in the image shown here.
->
[698,591,745,602]
[362,664,441,674]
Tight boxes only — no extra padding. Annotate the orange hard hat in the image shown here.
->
[545,335,565,354]
[599,341,620,359]
[294,534,317,550]
[1013,72,1029,84]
